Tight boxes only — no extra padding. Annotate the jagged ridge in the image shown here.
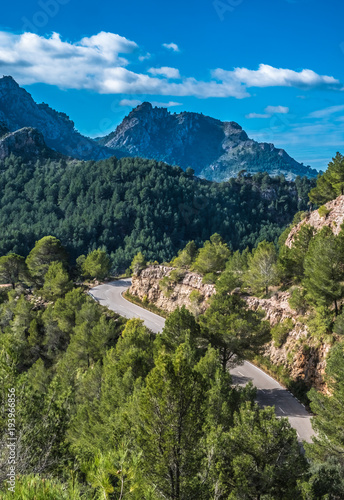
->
[0,76,116,161]
[99,102,318,181]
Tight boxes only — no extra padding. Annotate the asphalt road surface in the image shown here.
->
[91,279,314,443]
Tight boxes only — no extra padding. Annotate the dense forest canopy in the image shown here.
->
[0,154,314,272]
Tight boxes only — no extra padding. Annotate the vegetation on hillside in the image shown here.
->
[0,154,314,272]
[0,153,343,498]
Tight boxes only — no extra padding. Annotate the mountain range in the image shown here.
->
[0,76,115,160]
[98,102,318,180]
[0,75,318,180]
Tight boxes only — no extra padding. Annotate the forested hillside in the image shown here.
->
[0,154,314,272]
[0,241,314,499]
[1,228,344,497]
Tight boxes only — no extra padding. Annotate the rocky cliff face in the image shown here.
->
[286,195,344,247]
[245,293,330,391]
[130,265,329,390]
[0,76,116,160]
[99,102,318,181]
[130,266,215,314]
[0,127,59,161]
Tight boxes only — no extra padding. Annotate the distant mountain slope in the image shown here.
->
[0,76,116,160]
[99,102,318,181]
[0,127,61,161]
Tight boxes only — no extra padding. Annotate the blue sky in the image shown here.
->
[1,0,344,170]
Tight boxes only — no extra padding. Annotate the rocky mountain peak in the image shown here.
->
[100,102,318,181]
[0,75,20,90]
[0,76,116,161]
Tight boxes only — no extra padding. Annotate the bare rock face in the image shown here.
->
[131,265,330,391]
[99,101,318,181]
[286,195,344,247]
[130,265,215,314]
[0,76,116,160]
[245,292,330,391]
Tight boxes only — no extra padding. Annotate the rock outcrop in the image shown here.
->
[130,266,215,314]
[245,292,330,391]
[0,76,117,160]
[286,195,344,247]
[130,265,329,391]
[0,127,58,160]
[99,101,318,181]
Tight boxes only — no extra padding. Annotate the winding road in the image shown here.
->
[91,279,314,443]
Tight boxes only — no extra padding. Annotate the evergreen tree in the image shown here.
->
[245,240,278,295]
[306,341,344,464]
[192,233,231,280]
[200,293,270,371]
[309,152,344,204]
[303,227,344,315]
[130,251,147,276]
[224,402,306,499]
[172,241,198,269]
[278,225,314,283]
[26,236,68,286]
[0,254,27,289]
[134,339,206,499]
[82,249,111,280]
[42,261,73,300]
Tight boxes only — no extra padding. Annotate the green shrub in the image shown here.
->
[202,272,218,284]
[159,276,173,297]
[169,268,186,283]
[271,318,294,347]
[318,205,331,218]
[288,287,308,314]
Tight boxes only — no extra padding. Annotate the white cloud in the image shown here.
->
[139,52,151,61]
[246,106,289,119]
[265,105,289,114]
[119,99,143,107]
[151,101,182,107]
[148,66,181,79]
[119,99,182,108]
[213,64,341,90]
[308,104,344,118]
[162,42,180,52]
[0,31,341,100]
[246,113,271,119]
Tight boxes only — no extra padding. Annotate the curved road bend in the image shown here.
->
[91,279,314,443]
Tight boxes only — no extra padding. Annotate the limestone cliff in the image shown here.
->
[286,195,344,247]
[130,266,215,314]
[130,265,329,391]
[245,292,330,391]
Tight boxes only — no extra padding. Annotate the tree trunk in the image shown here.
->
[334,298,339,316]
[222,348,227,373]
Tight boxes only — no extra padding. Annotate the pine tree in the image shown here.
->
[303,227,344,315]
[82,249,111,280]
[130,251,147,276]
[42,261,73,300]
[26,236,68,287]
[0,254,27,289]
[135,339,207,499]
[200,293,270,371]
[192,233,231,279]
[245,240,278,295]
[309,152,344,204]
